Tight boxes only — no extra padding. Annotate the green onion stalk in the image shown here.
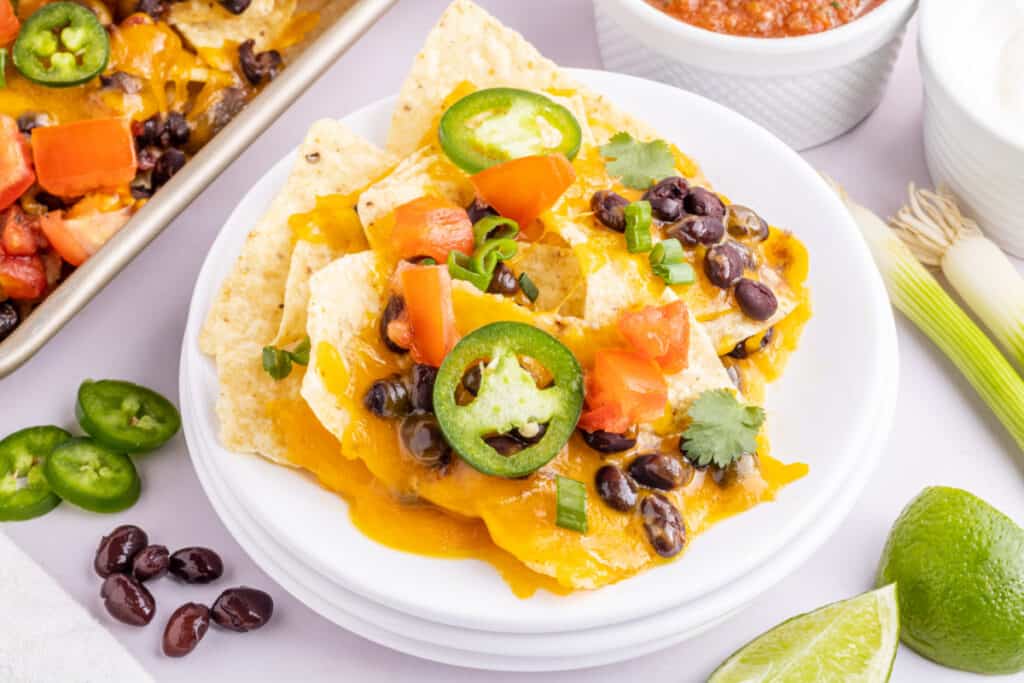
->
[827,177,1024,452]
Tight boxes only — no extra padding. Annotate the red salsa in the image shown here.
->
[645,0,886,38]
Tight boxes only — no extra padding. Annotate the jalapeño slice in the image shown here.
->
[14,2,110,87]
[438,88,582,174]
[76,379,181,453]
[43,437,140,513]
[0,426,70,521]
[433,322,583,478]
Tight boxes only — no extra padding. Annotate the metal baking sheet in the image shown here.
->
[0,0,396,379]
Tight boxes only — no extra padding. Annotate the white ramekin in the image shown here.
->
[593,0,917,150]
[919,1,1024,257]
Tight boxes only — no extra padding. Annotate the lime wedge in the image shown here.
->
[709,584,899,683]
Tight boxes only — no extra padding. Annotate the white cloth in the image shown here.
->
[0,532,153,683]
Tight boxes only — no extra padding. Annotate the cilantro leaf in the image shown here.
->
[682,389,765,469]
[261,336,311,381]
[599,132,676,190]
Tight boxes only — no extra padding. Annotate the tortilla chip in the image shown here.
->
[200,119,395,358]
[271,240,335,347]
[171,0,297,52]
[386,0,677,157]
[509,242,584,316]
[201,120,395,463]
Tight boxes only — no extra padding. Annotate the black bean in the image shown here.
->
[410,364,437,413]
[579,429,636,454]
[726,205,770,241]
[684,187,725,218]
[735,279,778,321]
[238,39,283,86]
[134,115,163,147]
[217,0,252,13]
[100,574,156,626]
[211,587,274,632]
[704,242,746,289]
[484,434,524,456]
[590,190,629,232]
[363,375,412,418]
[136,146,161,173]
[168,547,223,584]
[101,71,143,95]
[0,302,18,342]
[511,422,546,445]
[95,525,149,578]
[17,112,52,135]
[466,198,498,224]
[136,0,166,19]
[462,363,483,396]
[726,327,775,360]
[640,494,686,558]
[399,415,451,469]
[163,603,210,657]
[152,148,186,188]
[666,214,724,247]
[132,545,169,582]
[164,112,190,147]
[595,465,637,512]
[130,176,154,199]
[642,177,689,222]
[487,262,519,296]
[379,295,409,354]
[628,453,693,490]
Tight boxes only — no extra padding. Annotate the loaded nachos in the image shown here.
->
[202,0,812,595]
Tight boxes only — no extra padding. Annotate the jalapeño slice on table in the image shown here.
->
[43,437,140,513]
[76,379,181,453]
[438,88,582,174]
[0,426,71,521]
[13,2,110,87]
[432,322,583,478]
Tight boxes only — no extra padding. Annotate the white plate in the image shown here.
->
[181,347,898,670]
[182,68,897,635]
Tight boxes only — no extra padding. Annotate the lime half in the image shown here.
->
[709,584,899,683]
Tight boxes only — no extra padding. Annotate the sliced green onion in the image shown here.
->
[0,49,8,89]
[650,238,686,267]
[625,200,653,254]
[519,272,539,302]
[419,257,437,266]
[473,215,519,246]
[890,185,1024,371]
[653,262,695,285]
[262,346,293,380]
[555,475,587,533]
[471,237,518,274]
[828,177,1024,452]
[447,251,493,292]
[290,336,311,366]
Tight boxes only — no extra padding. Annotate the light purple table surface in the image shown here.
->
[4,2,1023,681]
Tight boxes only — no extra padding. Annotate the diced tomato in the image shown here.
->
[1,207,42,256]
[392,196,474,263]
[578,349,668,433]
[470,154,575,229]
[617,300,691,374]
[400,264,459,367]
[31,118,137,198]
[0,116,36,212]
[0,253,45,300]
[39,209,131,267]
[0,0,19,46]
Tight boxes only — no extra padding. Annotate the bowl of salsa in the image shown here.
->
[593,0,916,149]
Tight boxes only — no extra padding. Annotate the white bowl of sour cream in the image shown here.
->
[919,0,1024,256]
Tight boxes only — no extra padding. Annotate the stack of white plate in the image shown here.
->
[180,71,899,672]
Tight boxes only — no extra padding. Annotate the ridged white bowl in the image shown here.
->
[594,0,916,150]
[919,1,1024,257]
